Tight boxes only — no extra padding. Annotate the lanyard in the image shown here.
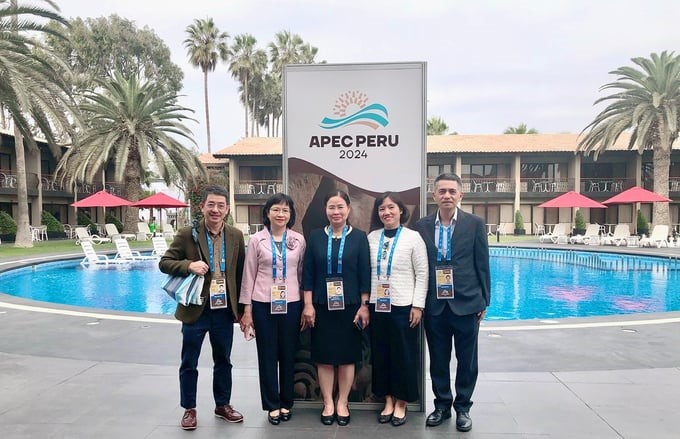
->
[205,229,226,273]
[327,225,348,275]
[437,222,452,263]
[376,225,402,279]
[271,230,287,281]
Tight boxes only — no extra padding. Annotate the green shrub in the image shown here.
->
[41,211,64,232]
[77,211,97,235]
[637,210,649,235]
[0,210,17,234]
[105,213,123,232]
[574,210,586,230]
[514,210,524,231]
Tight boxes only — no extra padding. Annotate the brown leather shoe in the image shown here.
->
[214,404,244,423]
[181,408,197,430]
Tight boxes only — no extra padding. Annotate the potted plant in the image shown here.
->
[573,210,586,236]
[637,209,649,236]
[514,210,525,235]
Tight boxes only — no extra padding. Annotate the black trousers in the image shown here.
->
[370,304,420,402]
[424,307,479,413]
[251,300,302,411]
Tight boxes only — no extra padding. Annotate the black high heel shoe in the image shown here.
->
[320,407,335,425]
[280,409,291,422]
[268,411,281,425]
[336,411,350,426]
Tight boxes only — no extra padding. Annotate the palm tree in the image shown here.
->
[229,33,267,137]
[1,0,76,247]
[55,73,208,232]
[578,51,680,227]
[427,116,449,135]
[504,123,538,134]
[268,30,304,77]
[183,18,229,152]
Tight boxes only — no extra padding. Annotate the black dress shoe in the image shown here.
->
[378,412,393,423]
[336,412,350,426]
[391,407,407,427]
[456,411,472,432]
[268,412,280,425]
[426,408,451,427]
[280,410,291,422]
[320,412,335,425]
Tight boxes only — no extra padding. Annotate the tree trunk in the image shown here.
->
[244,76,249,138]
[13,123,33,247]
[653,131,671,227]
[122,144,142,233]
[203,70,211,152]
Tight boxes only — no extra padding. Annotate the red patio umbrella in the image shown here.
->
[132,192,189,228]
[71,190,132,208]
[602,186,672,204]
[538,191,607,231]
[602,186,671,234]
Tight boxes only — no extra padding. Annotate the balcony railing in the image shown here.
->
[520,178,571,193]
[425,177,515,194]
[645,178,680,192]
[235,180,284,195]
[580,178,631,193]
[1,170,124,196]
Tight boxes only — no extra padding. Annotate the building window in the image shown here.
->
[427,164,452,178]
[520,163,567,179]
[461,164,497,179]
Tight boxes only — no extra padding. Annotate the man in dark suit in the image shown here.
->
[415,173,490,432]
[160,185,246,430]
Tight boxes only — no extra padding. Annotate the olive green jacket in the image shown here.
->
[159,221,245,324]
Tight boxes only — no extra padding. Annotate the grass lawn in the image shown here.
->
[0,238,155,260]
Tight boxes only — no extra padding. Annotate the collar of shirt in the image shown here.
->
[435,208,458,228]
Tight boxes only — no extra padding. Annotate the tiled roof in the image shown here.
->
[198,152,228,166]
[213,133,643,157]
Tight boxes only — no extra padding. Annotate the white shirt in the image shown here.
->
[367,227,429,308]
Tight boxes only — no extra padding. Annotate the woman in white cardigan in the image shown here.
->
[367,192,428,427]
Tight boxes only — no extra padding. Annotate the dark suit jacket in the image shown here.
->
[415,209,490,316]
[159,221,245,324]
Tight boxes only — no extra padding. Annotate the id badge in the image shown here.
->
[270,284,288,314]
[376,282,391,312]
[435,266,454,299]
[326,277,345,310]
[209,276,228,309]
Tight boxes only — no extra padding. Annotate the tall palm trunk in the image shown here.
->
[653,123,672,226]
[122,144,142,233]
[244,76,249,137]
[203,70,211,152]
[13,123,32,247]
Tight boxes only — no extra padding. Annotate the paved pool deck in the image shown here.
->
[1,242,679,438]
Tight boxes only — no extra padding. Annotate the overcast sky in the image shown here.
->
[57,0,678,153]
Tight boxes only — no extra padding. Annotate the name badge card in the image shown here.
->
[376,282,391,313]
[326,277,345,310]
[270,284,288,314]
[209,276,228,309]
[435,266,454,299]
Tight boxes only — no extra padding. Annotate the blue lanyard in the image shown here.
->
[376,225,402,279]
[437,222,452,263]
[271,230,287,281]
[205,229,226,273]
[327,225,348,275]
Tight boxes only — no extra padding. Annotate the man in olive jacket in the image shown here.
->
[159,185,246,430]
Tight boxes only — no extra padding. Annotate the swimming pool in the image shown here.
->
[1,248,680,320]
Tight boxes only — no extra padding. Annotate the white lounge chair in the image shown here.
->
[161,223,175,239]
[136,222,153,241]
[80,241,129,267]
[104,223,135,241]
[151,237,169,257]
[600,224,631,246]
[75,226,111,245]
[639,225,669,248]
[113,238,157,262]
[570,224,601,245]
[539,223,569,244]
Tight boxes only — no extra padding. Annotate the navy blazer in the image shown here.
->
[415,209,490,316]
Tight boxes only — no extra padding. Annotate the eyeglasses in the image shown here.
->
[205,202,228,211]
[270,207,290,215]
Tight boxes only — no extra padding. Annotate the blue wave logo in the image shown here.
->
[319,91,389,130]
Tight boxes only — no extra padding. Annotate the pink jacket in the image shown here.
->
[239,228,306,304]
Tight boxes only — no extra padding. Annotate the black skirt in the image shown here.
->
[311,303,362,365]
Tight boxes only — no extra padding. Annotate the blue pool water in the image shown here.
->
[1,248,680,320]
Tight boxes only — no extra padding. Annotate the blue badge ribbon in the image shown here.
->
[271,230,287,281]
[327,225,348,275]
[205,229,226,273]
[376,225,403,279]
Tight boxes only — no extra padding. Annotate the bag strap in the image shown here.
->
[191,220,205,262]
